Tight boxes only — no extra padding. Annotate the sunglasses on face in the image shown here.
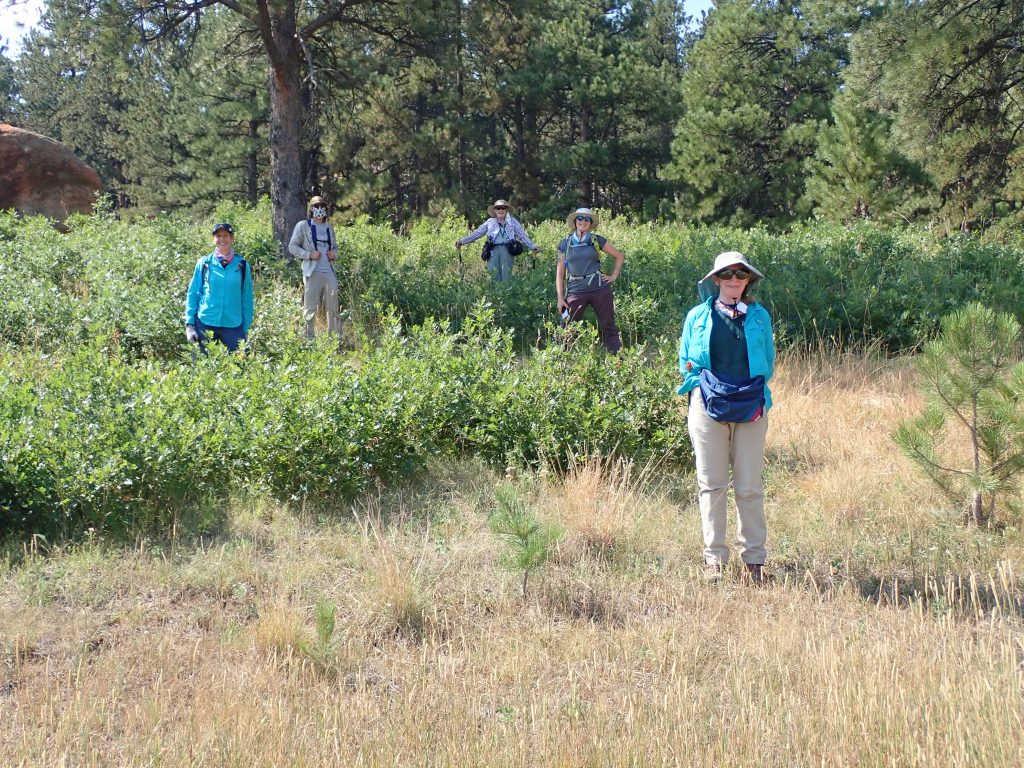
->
[494,206,507,210]
[716,268,751,281]
[575,216,593,223]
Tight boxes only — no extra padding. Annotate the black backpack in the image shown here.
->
[481,221,524,260]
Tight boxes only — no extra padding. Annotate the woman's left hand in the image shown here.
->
[602,272,619,284]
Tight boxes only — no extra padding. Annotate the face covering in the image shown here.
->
[311,206,327,219]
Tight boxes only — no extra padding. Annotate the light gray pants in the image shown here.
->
[303,269,340,340]
[687,387,769,566]
[487,244,514,282]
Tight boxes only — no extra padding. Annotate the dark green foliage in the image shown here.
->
[844,0,1024,231]
[6,0,1024,229]
[0,45,15,121]
[10,2,267,215]
[804,95,931,223]
[664,0,854,226]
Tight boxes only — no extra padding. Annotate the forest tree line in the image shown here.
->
[1,0,1021,236]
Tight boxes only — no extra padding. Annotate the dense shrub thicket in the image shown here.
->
[2,205,1022,357]
[0,308,686,538]
[1,203,1022,538]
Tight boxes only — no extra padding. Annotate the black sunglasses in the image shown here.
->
[716,268,751,281]
[575,215,593,223]
[494,206,507,210]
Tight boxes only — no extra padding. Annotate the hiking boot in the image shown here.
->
[744,563,764,586]
[704,563,723,584]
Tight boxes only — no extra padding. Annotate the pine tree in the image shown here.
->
[662,0,854,226]
[804,93,930,223]
[489,483,561,600]
[0,44,15,122]
[844,0,1024,230]
[893,303,1024,526]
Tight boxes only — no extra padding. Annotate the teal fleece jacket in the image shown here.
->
[677,297,775,411]
[184,252,254,333]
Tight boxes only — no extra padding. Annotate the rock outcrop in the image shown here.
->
[0,124,102,225]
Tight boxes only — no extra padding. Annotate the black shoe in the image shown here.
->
[744,563,764,586]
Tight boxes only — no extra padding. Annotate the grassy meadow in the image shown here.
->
[2,207,1023,764]
[2,350,1022,766]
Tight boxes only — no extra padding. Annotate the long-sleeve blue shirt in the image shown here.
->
[184,252,254,333]
[678,297,775,411]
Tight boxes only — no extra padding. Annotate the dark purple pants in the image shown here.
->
[566,284,622,353]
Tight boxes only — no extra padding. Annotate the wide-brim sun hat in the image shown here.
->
[488,199,512,217]
[566,207,600,230]
[697,251,764,301]
[701,251,764,283]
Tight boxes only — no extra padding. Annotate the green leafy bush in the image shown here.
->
[0,308,688,539]
[3,205,1023,541]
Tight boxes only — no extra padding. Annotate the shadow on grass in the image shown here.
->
[772,559,1024,620]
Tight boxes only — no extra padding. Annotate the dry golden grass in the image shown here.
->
[1,354,1022,766]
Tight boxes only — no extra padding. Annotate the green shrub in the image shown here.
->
[3,207,1023,541]
[0,309,688,540]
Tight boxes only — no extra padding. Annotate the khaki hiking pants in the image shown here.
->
[687,387,769,566]
[303,270,340,340]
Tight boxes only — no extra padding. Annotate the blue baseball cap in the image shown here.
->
[212,222,234,235]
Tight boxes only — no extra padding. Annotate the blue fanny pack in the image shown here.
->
[698,369,765,423]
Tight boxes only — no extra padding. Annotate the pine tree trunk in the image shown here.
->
[246,111,259,204]
[268,40,306,258]
[970,396,985,524]
[580,105,593,205]
[971,491,984,525]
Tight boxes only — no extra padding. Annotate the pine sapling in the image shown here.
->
[893,303,1024,525]
[489,483,561,600]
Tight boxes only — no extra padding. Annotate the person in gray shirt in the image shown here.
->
[288,195,340,341]
[555,208,625,353]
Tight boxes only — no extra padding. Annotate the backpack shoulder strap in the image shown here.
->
[201,254,214,289]
[203,254,246,296]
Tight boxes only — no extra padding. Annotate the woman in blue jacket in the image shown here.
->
[184,222,254,352]
[678,252,774,585]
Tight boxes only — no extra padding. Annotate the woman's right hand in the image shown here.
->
[557,297,568,313]
[310,250,321,260]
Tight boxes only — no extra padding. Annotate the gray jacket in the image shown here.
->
[288,219,337,278]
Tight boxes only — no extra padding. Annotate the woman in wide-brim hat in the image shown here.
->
[554,207,625,353]
[455,199,541,282]
[678,251,774,585]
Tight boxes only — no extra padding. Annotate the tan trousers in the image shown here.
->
[687,387,769,566]
[303,270,340,340]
